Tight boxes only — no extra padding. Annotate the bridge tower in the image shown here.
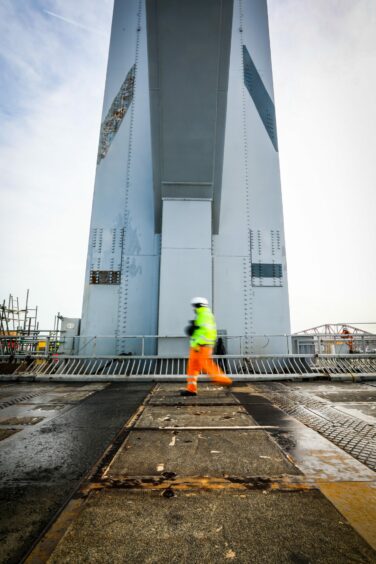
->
[80,0,290,355]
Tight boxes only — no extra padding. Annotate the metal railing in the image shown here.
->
[1,353,376,381]
[1,332,376,357]
[0,332,61,356]
[0,334,293,356]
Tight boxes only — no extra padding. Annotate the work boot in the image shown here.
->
[212,376,233,387]
[180,390,197,397]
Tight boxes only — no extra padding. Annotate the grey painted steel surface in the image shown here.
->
[80,0,291,356]
[80,1,159,356]
[158,199,212,355]
[146,0,233,233]
[213,0,290,353]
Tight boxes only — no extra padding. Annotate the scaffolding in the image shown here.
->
[0,290,39,354]
[293,323,376,355]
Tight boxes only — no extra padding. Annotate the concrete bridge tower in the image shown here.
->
[80,0,290,355]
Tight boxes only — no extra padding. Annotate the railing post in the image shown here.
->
[45,336,50,357]
[286,334,290,355]
[141,336,145,357]
[93,336,97,358]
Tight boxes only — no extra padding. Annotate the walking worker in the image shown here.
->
[181,297,233,396]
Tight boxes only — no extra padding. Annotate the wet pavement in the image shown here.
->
[0,382,151,563]
[0,381,375,563]
[254,382,376,471]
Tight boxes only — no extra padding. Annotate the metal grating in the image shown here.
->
[250,230,283,287]
[243,44,278,151]
[251,263,282,278]
[256,384,376,472]
[97,64,136,164]
[89,271,121,285]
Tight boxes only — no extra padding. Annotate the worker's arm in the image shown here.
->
[185,320,196,336]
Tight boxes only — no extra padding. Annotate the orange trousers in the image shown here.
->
[186,346,232,393]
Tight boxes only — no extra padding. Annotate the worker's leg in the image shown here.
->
[201,347,232,386]
[186,347,200,393]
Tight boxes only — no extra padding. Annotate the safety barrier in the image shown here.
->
[1,333,376,357]
[1,353,376,381]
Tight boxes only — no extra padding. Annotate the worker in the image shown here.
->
[181,297,233,396]
[340,326,354,353]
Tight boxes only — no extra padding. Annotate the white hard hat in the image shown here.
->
[191,296,208,307]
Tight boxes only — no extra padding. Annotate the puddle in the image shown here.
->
[0,417,44,426]
[32,404,66,411]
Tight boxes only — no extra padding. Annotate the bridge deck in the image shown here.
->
[0,382,375,563]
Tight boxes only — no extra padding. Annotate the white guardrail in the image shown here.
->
[1,334,376,380]
[1,333,376,357]
[1,353,376,381]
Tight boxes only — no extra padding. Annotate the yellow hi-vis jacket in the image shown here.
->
[190,306,217,349]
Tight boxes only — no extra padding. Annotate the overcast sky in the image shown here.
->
[0,0,375,333]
